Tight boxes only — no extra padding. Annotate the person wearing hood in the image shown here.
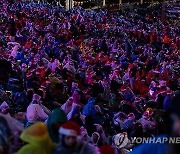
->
[17,122,55,154]
[113,112,127,131]
[90,132,100,147]
[71,82,79,93]
[0,101,24,134]
[61,97,73,115]
[67,103,81,120]
[81,126,90,142]
[26,94,49,127]
[72,89,83,107]
[46,108,67,143]
[82,97,97,117]
[137,111,156,133]
[0,101,10,115]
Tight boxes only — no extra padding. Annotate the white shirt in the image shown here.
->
[26,104,48,123]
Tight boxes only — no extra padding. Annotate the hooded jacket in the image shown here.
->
[82,97,97,117]
[46,108,67,143]
[17,122,55,154]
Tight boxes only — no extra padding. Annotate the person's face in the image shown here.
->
[171,114,180,136]
[82,134,88,141]
[92,134,99,143]
[63,136,77,148]
[67,99,73,105]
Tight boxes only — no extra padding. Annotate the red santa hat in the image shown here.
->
[159,90,166,94]
[120,87,127,92]
[46,80,51,84]
[166,89,172,95]
[36,68,41,75]
[59,121,81,137]
[41,82,46,88]
[128,113,135,121]
[41,80,50,88]
[30,68,36,73]
[26,72,32,78]
[134,97,141,103]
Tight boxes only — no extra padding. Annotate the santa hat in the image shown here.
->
[166,89,172,95]
[30,68,36,73]
[134,97,141,103]
[59,121,81,137]
[36,68,41,75]
[26,72,32,78]
[159,90,166,94]
[46,80,51,84]
[142,111,150,120]
[120,87,127,91]
[32,94,41,101]
[0,101,10,110]
[141,79,145,82]
[41,82,46,88]
[128,113,135,121]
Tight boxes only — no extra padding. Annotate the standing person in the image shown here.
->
[53,121,99,154]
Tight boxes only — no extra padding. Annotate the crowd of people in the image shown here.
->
[0,0,179,154]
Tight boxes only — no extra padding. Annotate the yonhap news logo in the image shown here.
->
[130,136,180,144]
[113,133,180,149]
